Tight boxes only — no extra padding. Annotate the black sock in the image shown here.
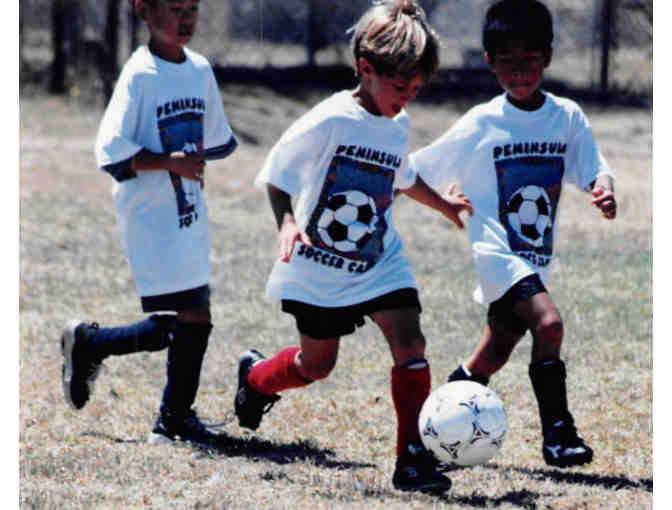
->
[528,359,573,434]
[87,315,176,359]
[159,321,211,422]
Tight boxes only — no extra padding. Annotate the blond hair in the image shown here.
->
[350,0,440,80]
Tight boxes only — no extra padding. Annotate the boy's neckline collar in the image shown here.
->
[503,90,550,115]
[347,90,403,122]
[144,45,190,68]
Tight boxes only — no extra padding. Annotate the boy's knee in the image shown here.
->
[298,352,337,381]
[534,313,564,347]
[299,359,336,381]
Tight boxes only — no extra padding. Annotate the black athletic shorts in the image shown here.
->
[281,288,421,340]
[487,274,547,335]
[141,284,211,313]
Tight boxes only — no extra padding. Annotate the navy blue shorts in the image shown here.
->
[281,288,421,340]
[487,274,547,335]
[141,285,210,313]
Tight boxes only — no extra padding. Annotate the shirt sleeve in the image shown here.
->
[255,117,331,197]
[203,66,237,160]
[565,108,613,191]
[94,70,143,181]
[410,121,471,192]
[392,158,417,190]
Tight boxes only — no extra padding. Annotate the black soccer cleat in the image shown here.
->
[61,320,104,410]
[447,364,490,386]
[542,419,593,468]
[234,350,280,431]
[148,409,220,447]
[393,442,452,493]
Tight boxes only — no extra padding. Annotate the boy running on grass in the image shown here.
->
[61,0,237,447]
[234,0,472,493]
[410,0,617,468]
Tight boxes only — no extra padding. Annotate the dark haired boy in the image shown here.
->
[60,0,238,446]
[411,0,617,468]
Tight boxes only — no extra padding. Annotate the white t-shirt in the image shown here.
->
[95,46,236,298]
[410,92,612,305]
[255,90,419,306]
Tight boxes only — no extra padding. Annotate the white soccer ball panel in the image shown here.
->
[367,196,378,215]
[536,215,550,234]
[347,222,369,242]
[317,227,334,247]
[419,381,508,466]
[334,239,357,252]
[346,190,370,207]
[334,204,358,225]
[318,209,334,229]
[521,185,542,200]
[517,200,538,224]
[508,212,521,233]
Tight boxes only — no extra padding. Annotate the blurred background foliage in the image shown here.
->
[19,0,652,106]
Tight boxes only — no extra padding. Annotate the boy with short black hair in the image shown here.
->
[411,0,617,468]
[60,0,237,446]
[234,0,473,492]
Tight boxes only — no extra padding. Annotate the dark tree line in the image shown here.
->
[44,0,651,99]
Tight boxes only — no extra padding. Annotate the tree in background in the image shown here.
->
[49,0,81,93]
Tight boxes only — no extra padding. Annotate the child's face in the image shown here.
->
[145,0,199,51]
[357,58,426,118]
[486,40,550,109]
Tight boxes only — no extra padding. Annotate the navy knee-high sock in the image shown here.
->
[159,321,211,422]
[87,315,177,359]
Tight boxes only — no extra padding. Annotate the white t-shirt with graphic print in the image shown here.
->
[95,46,236,298]
[255,90,419,307]
[410,92,613,305]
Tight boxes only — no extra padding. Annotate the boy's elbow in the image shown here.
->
[101,158,137,182]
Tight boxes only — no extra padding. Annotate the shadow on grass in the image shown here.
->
[442,461,652,493]
[82,429,376,471]
[502,464,653,493]
[437,488,544,510]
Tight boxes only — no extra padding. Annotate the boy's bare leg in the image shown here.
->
[296,335,340,382]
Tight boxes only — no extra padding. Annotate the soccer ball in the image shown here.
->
[317,190,378,253]
[506,185,552,248]
[418,381,508,466]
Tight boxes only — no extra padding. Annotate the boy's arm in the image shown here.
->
[590,174,617,220]
[131,149,206,184]
[400,175,473,229]
[267,184,312,262]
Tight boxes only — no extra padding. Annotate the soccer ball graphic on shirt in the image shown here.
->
[317,190,378,253]
[506,185,552,248]
[418,381,508,466]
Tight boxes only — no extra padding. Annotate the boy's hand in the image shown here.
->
[591,186,617,220]
[169,151,206,188]
[278,217,313,262]
[442,183,474,229]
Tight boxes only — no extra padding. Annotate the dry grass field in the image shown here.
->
[19,82,652,509]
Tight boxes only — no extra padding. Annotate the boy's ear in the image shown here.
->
[543,48,553,68]
[484,52,494,70]
[358,57,375,79]
[135,0,151,22]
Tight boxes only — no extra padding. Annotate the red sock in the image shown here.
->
[391,363,431,457]
[247,347,311,395]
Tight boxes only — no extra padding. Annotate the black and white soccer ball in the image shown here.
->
[418,381,508,466]
[317,190,378,253]
[506,185,552,248]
